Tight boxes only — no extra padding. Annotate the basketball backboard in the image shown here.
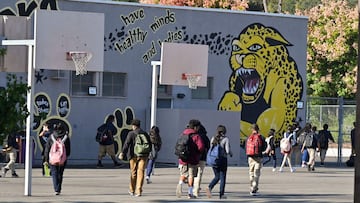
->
[159,42,208,87]
[34,9,104,72]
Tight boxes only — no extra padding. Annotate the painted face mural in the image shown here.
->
[218,23,303,146]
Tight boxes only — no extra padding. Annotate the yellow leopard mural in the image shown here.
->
[218,23,303,146]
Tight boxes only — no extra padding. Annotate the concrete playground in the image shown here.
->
[0,159,354,203]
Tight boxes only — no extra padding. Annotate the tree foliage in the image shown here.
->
[140,0,249,10]
[0,74,30,144]
[298,0,358,99]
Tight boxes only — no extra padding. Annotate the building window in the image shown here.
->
[71,71,96,96]
[191,77,213,99]
[102,72,127,97]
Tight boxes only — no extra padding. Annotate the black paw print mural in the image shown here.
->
[33,92,71,153]
[103,106,135,156]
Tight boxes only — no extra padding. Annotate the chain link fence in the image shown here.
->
[306,97,355,164]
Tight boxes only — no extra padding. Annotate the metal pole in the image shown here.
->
[338,97,343,165]
[1,40,35,196]
[354,1,360,201]
[150,61,161,128]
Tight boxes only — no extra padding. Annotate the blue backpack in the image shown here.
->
[206,144,224,167]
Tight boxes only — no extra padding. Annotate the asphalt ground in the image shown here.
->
[0,158,354,203]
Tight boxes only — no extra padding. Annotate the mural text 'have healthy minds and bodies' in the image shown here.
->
[115,8,182,63]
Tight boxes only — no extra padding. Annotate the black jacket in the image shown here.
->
[44,131,71,163]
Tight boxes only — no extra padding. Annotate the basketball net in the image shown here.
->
[185,74,201,89]
[70,52,93,75]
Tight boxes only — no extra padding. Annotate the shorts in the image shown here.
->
[179,163,198,178]
[98,144,116,157]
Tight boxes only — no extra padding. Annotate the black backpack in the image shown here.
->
[95,124,111,143]
[174,133,194,161]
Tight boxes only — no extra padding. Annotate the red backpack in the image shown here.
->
[246,133,263,156]
[49,134,68,166]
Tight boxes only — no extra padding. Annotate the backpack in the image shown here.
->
[134,133,151,156]
[280,137,291,153]
[304,132,316,148]
[318,131,328,148]
[95,124,111,143]
[246,133,264,156]
[206,144,224,167]
[264,136,272,154]
[49,134,67,166]
[174,133,194,161]
[297,131,306,145]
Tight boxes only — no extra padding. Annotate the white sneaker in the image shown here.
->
[145,176,151,184]
[291,168,296,173]
[278,167,283,172]
[272,168,276,172]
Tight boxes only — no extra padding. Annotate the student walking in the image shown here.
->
[1,132,20,178]
[175,119,205,199]
[279,126,296,173]
[145,126,162,184]
[193,124,210,198]
[301,124,318,172]
[246,123,266,196]
[96,115,121,168]
[119,119,151,197]
[263,129,277,172]
[44,123,71,195]
[318,124,335,166]
[39,122,52,176]
[205,125,233,199]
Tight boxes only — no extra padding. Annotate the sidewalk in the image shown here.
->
[0,160,354,203]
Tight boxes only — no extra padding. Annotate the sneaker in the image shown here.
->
[135,193,141,197]
[205,187,212,198]
[176,184,182,198]
[128,191,134,196]
[311,167,315,171]
[272,168,276,172]
[278,167,283,172]
[220,195,227,199]
[301,164,306,168]
[55,191,60,195]
[97,163,104,168]
[250,190,259,196]
[2,167,9,177]
[187,194,196,199]
[146,176,151,184]
[290,168,296,173]
[11,173,19,178]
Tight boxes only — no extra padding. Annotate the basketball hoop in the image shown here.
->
[68,51,92,75]
[183,73,202,89]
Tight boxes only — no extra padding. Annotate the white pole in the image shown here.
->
[150,61,161,128]
[2,39,35,196]
[24,44,34,196]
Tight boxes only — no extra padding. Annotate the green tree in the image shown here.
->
[140,0,248,10]
[298,0,358,99]
[0,74,30,144]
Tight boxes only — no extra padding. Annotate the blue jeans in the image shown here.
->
[302,149,309,163]
[50,161,66,193]
[208,162,227,196]
[263,153,277,168]
[146,158,155,177]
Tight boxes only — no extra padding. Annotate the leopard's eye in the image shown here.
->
[232,44,240,51]
[248,44,262,51]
